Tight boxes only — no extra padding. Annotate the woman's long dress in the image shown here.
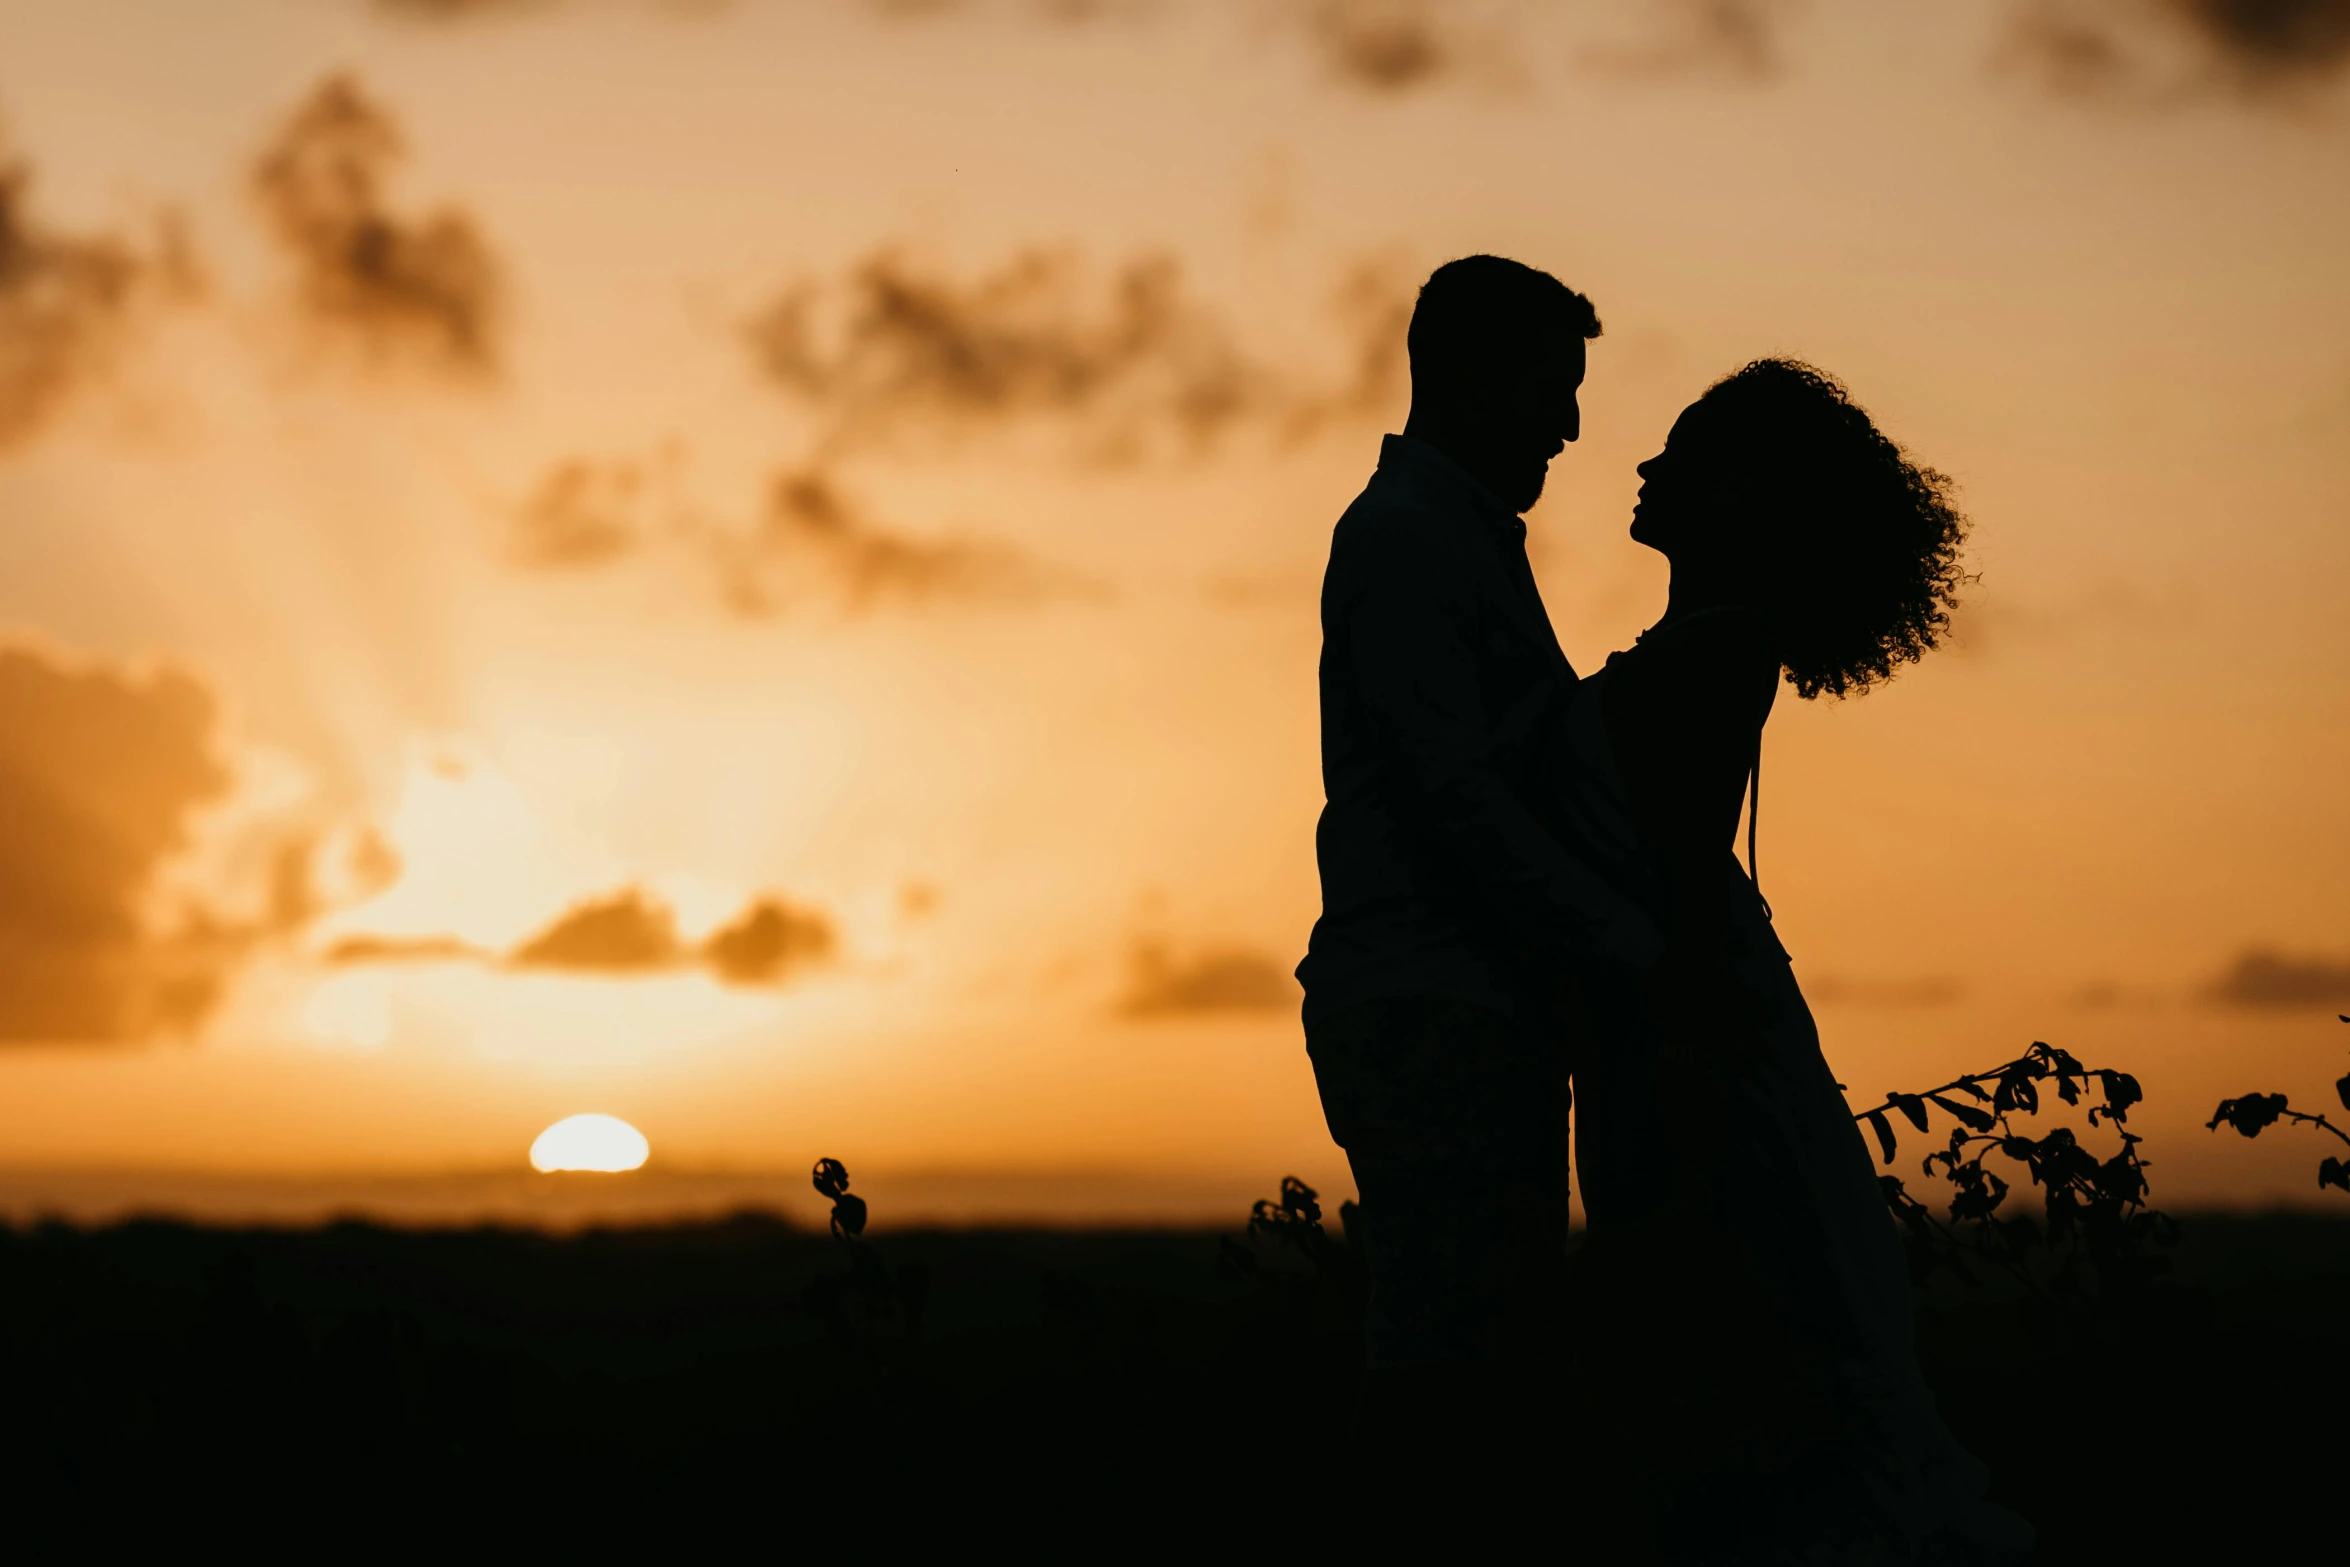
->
[1552,624,2034,1566]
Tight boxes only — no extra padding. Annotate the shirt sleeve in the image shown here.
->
[1343,510,1662,975]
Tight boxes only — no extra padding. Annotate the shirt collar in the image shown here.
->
[1377,433,1526,542]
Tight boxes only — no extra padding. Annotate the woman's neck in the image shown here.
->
[1655,560,1749,630]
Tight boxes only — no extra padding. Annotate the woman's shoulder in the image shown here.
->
[1605,605,1779,729]
[1620,605,1774,673]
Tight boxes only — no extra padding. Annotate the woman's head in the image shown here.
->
[1631,358,1967,700]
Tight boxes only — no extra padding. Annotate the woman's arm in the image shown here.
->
[1601,610,1779,1012]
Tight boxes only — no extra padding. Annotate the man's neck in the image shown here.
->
[1400,414,1517,515]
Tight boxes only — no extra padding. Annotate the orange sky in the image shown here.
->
[1,0,2346,1222]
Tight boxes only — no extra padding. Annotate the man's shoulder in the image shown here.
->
[1331,473,1471,565]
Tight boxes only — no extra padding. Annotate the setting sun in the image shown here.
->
[529,1114,651,1174]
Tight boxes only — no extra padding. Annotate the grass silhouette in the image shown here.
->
[0,1032,2343,1543]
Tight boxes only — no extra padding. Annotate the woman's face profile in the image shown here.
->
[1629,404,1714,557]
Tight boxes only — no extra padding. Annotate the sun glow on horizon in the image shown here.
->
[333,746,580,950]
[529,1113,651,1173]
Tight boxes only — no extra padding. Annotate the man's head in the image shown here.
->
[1404,256,1600,514]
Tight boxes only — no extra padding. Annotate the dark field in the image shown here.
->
[4,1209,2343,1553]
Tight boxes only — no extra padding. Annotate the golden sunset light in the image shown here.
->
[6,2,2348,1547]
[0,0,2343,1232]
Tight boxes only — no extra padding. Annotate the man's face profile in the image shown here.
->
[1489,329,1586,514]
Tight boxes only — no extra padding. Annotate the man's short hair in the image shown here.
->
[1407,255,1600,397]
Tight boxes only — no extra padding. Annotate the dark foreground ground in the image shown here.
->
[3,1208,2343,1554]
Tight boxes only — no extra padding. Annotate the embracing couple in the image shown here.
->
[1298,256,2033,1563]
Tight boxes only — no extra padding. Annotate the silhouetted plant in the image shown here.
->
[1856,1040,2179,1294]
[804,1156,929,1351]
[1219,1175,1367,1324]
[2207,1016,2350,1196]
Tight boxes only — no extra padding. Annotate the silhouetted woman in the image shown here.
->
[1550,360,2032,1563]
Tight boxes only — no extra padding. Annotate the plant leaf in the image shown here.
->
[2100,1070,2143,1117]
[2207,1093,2288,1137]
[1864,1109,1896,1164]
[1929,1094,1996,1133]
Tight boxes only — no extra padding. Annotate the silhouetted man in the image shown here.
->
[1297,255,1660,1492]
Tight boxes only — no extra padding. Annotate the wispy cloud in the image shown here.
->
[366,0,733,23]
[369,0,558,16]
[1295,1,1453,93]
[742,245,1407,468]
[511,457,656,569]
[506,449,1094,614]
[702,896,837,984]
[508,886,681,972]
[333,885,840,987]
[716,465,1093,615]
[0,148,195,451]
[525,249,1404,614]
[2205,947,2350,1009]
[322,931,482,964]
[251,74,505,377]
[0,644,231,1041]
[1998,0,2350,103]
[1118,938,1298,1017]
[746,246,1262,465]
[1576,0,1795,81]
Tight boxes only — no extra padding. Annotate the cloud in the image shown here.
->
[344,885,839,986]
[1804,974,1967,1009]
[1577,0,1793,80]
[852,0,1494,94]
[746,246,1264,465]
[859,0,1159,27]
[369,0,558,16]
[742,246,1407,468]
[322,932,482,964]
[1119,939,1299,1017]
[1295,1,1451,92]
[508,886,680,972]
[0,644,237,1042]
[1999,0,2350,101]
[506,448,1098,614]
[720,465,1089,613]
[251,74,505,376]
[702,895,836,984]
[511,457,650,569]
[2205,947,2350,1009]
[366,0,734,19]
[0,150,195,451]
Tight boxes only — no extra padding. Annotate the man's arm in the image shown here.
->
[1344,512,1660,976]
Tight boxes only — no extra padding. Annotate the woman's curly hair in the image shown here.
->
[1690,358,1968,700]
